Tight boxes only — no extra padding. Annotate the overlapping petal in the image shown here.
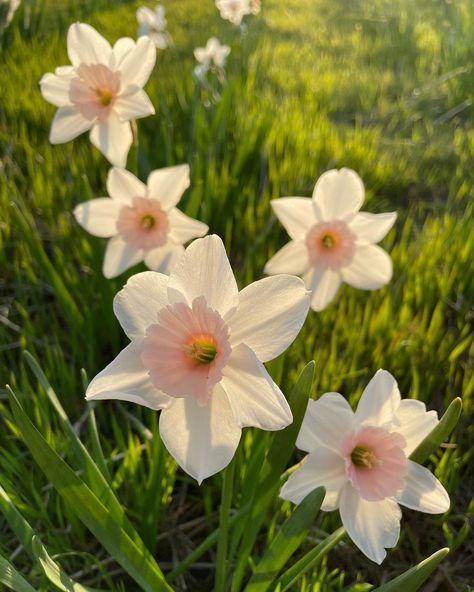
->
[107,167,147,203]
[355,369,401,428]
[102,235,142,278]
[147,164,190,211]
[113,271,169,339]
[159,386,241,483]
[114,88,155,121]
[221,343,292,430]
[49,106,92,143]
[304,268,342,312]
[85,340,171,410]
[263,240,310,276]
[143,242,184,273]
[90,112,133,168]
[167,235,238,317]
[67,22,112,67]
[39,73,73,107]
[392,399,438,455]
[349,212,397,245]
[312,168,365,221]
[168,208,208,244]
[270,198,316,240]
[228,275,309,362]
[340,244,392,290]
[396,461,450,514]
[116,36,156,87]
[73,198,121,237]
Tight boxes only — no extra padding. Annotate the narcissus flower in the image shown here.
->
[74,165,208,278]
[86,235,310,482]
[40,23,156,167]
[280,369,450,563]
[264,168,397,311]
[137,5,171,49]
[194,38,231,79]
[215,0,251,25]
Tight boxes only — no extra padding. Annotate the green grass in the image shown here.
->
[0,0,472,590]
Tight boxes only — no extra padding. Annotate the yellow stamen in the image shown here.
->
[321,233,336,248]
[188,339,217,364]
[96,88,113,106]
[141,214,156,230]
[351,446,377,469]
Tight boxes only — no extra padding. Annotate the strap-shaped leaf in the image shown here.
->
[0,552,36,592]
[7,385,172,592]
[243,486,325,592]
[373,548,449,591]
[409,398,462,464]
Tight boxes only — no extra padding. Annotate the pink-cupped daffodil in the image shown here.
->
[215,0,251,26]
[74,165,208,278]
[137,5,171,50]
[86,235,311,482]
[264,168,397,311]
[280,369,450,563]
[40,22,156,167]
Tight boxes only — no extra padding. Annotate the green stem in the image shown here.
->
[215,459,235,592]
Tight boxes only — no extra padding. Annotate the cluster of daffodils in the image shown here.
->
[38,13,453,569]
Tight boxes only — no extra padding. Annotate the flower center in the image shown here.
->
[141,214,156,229]
[187,337,217,364]
[96,88,114,106]
[351,445,378,469]
[321,233,336,248]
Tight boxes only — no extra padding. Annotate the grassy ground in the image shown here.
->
[0,0,473,590]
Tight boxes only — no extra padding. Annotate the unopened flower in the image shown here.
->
[40,23,156,167]
[281,369,450,563]
[264,168,397,311]
[86,235,310,482]
[194,37,230,79]
[74,165,208,278]
[216,0,251,26]
[137,5,171,49]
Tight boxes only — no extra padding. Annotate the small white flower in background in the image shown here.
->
[249,0,261,15]
[39,23,156,167]
[281,369,450,563]
[137,5,171,49]
[194,37,230,79]
[86,234,310,482]
[216,0,251,26]
[264,168,397,311]
[74,165,208,278]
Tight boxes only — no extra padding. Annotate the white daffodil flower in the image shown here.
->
[86,235,310,482]
[281,369,450,564]
[74,165,208,278]
[40,22,156,167]
[215,0,251,26]
[194,37,231,78]
[136,5,171,49]
[264,168,397,311]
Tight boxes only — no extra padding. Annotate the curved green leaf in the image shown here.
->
[0,553,36,592]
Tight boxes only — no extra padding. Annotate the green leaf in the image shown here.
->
[7,385,173,592]
[277,527,346,591]
[409,398,462,464]
[0,552,36,592]
[243,486,325,592]
[372,548,449,592]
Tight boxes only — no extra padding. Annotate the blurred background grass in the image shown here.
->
[0,0,472,590]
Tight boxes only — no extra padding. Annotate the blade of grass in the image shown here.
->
[0,552,36,592]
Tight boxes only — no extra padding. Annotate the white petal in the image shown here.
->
[114,88,155,121]
[167,235,238,317]
[106,167,147,203]
[147,164,190,211]
[102,235,143,278]
[355,369,401,428]
[270,198,316,240]
[296,394,355,453]
[229,275,309,363]
[85,340,171,410]
[168,208,208,244]
[49,106,92,144]
[113,271,169,339]
[159,385,241,483]
[304,268,342,312]
[111,37,136,68]
[73,198,121,237]
[392,400,439,456]
[89,113,133,167]
[143,242,185,274]
[339,486,401,564]
[280,449,347,510]
[221,343,292,430]
[340,245,393,290]
[117,36,156,88]
[40,72,72,107]
[312,168,365,221]
[396,461,450,514]
[264,240,310,276]
[348,212,397,245]
[67,22,112,67]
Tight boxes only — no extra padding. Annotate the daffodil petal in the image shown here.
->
[264,240,310,276]
[113,270,169,339]
[340,244,393,290]
[114,88,155,121]
[396,461,450,514]
[393,399,439,455]
[159,385,241,483]
[349,212,397,245]
[116,36,156,88]
[339,485,401,564]
[49,106,92,144]
[304,267,342,312]
[106,167,147,203]
[229,275,309,362]
[67,23,112,67]
[355,369,401,428]
[143,242,185,273]
[85,339,171,410]
[168,208,208,244]
[73,198,121,237]
[270,197,316,240]
[102,235,143,278]
[40,72,73,107]
[221,343,292,430]
[89,113,133,168]
[147,164,190,211]
[312,168,365,221]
